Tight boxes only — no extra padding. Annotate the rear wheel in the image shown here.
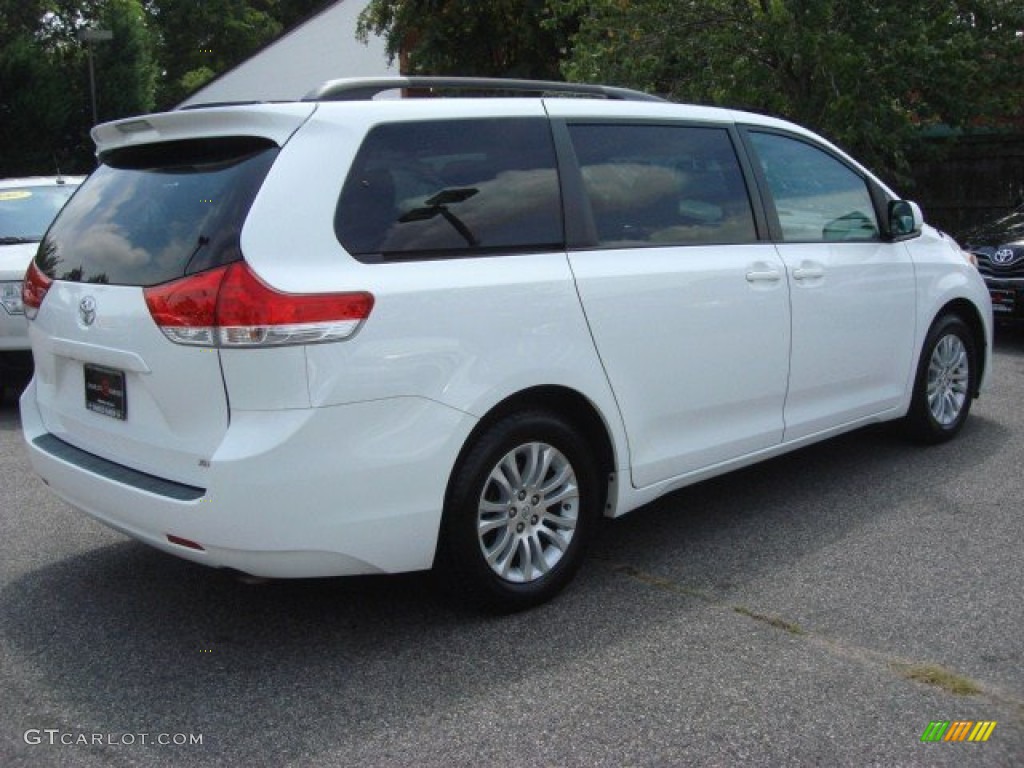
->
[440,410,600,612]
[903,314,976,443]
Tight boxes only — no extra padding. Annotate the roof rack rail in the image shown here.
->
[179,100,266,111]
[303,77,667,103]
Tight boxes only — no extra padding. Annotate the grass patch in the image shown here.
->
[610,564,806,635]
[892,663,982,696]
[611,563,711,601]
[732,605,805,635]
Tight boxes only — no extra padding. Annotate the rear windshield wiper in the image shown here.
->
[399,188,480,247]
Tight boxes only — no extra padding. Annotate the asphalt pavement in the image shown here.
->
[1,327,1021,767]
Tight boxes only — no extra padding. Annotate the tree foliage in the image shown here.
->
[148,0,323,106]
[549,0,1024,183]
[0,34,80,175]
[0,0,325,175]
[95,0,159,119]
[358,0,573,79]
[151,0,281,107]
[1,1,104,174]
[3,0,1021,186]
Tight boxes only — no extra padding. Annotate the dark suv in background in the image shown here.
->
[963,204,1024,320]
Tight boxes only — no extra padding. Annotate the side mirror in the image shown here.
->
[888,200,923,238]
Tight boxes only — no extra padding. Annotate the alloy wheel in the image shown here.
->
[476,441,579,583]
[926,333,969,426]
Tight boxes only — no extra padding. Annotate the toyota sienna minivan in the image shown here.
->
[21,78,992,611]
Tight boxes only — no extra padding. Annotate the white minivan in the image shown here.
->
[20,78,992,611]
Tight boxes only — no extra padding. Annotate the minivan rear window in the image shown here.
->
[36,137,278,286]
[336,118,563,261]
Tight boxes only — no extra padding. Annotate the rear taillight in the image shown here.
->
[144,262,374,347]
[143,266,225,346]
[22,261,52,320]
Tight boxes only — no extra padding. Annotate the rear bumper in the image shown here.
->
[21,379,476,577]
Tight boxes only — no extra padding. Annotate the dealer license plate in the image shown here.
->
[84,364,127,420]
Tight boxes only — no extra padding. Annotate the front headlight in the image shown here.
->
[962,249,979,268]
[0,281,25,314]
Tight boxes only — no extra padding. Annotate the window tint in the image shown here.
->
[748,131,879,242]
[0,184,77,242]
[336,118,562,261]
[37,137,278,286]
[567,124,756,247]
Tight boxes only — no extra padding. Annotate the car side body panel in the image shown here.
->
[568,243,791,489]
[777,240,917,441]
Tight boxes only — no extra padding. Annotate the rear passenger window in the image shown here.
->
[336,118,562,261]
[567,124,757,248]
[748,131,880,242]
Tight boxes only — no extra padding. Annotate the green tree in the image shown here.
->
[0,1,106,174]
[358,0,574,79]
[551,0,1024,183]
[0,35,79,175]
[275,0,332,30]
[0,1,343,173]
[150,0,283,107]
[94,0,159,121]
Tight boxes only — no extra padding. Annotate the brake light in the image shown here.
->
[144,262,374,347]
[22,261,52,320]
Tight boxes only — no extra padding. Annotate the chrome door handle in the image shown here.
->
[746,270,782,283]
[793,266,825,280]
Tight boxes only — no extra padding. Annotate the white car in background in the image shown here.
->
[0,176,82,395]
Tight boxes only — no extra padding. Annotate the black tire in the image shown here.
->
[439,409,601,613]
[903,314,976,443]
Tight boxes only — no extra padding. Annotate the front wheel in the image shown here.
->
[903,314,976,443]
[439,410,601,612]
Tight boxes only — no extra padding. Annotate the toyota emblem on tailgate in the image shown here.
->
[993,247,1015,264]
[79,296,97,326]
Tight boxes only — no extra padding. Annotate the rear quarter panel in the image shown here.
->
[240,101,632,496]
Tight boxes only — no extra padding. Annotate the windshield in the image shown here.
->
[0,184,78,243]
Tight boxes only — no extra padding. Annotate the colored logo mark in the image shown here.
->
[921,721,997,742]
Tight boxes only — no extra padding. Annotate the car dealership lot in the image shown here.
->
[1,330,1022,768]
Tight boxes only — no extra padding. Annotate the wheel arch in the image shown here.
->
[934,298,988,397]
[444,385,618,515]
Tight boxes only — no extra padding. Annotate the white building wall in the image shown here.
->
[178,0,397,108]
